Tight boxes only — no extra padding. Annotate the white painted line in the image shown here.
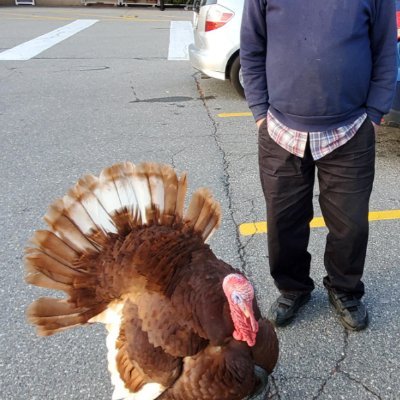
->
[0,19,98,61]
[168,21,194,61]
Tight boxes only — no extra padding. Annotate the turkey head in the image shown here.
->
[223,273,258,346]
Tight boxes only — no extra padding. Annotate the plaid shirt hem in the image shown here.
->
[267,111,367,160]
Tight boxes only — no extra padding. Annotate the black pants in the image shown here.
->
[258,118,375,297]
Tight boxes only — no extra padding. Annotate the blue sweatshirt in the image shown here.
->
[240,0,398,130]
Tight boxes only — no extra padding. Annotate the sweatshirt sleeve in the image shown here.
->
[240,0,268,122]
[366,0,398,124]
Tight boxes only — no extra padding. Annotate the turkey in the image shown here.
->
[25,162,279,400]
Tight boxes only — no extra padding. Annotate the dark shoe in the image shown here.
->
[268,292,311,327]
[327,289,368,331]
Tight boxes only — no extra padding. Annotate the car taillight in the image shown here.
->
[205,5,234,32]
[397,12,400,39]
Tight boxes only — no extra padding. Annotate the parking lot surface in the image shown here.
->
[0,6,399,400]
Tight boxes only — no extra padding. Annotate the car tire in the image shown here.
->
[230,56,245,98]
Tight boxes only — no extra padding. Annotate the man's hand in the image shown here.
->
[256,118,266,129]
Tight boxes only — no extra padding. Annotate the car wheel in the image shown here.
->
[230,56,245,98]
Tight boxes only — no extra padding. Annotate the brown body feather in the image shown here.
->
[25,162,278,400]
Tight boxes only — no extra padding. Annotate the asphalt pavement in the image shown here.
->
[0,6,399,400]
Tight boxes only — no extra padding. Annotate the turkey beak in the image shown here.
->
[240,303,258,332]
[240,303,251,318]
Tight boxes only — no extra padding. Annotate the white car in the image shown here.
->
[189,0,244,97]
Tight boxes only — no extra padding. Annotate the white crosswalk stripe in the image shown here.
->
[168,21,194,61]
[0,19,98,61]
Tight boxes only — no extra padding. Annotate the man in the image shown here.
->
[240,0,397,330]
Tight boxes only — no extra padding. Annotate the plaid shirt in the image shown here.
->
[267,111,367,160]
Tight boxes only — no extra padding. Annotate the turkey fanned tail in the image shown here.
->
[25,162,221,336]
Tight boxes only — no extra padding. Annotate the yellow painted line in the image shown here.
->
[239,209,400,236]
[0,12,74,21]
[0,17,74,21]
[240,221,267,235]
[368,209,400,221]
[217,112,252,118]
[68,13,167,22]
[309,216,326,228]
[121,18,171,23]
[0,7,187,19]
[0,14,168,23]
[0,11,178,23]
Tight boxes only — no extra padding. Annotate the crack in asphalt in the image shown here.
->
[341,371,383,399]
[51,66,110,72]
[313,329,382,400]
[311,329,349,399]
[267,375,282,400]
[130,96,195,104]
[194,74,247,271]
[130,84,140,102]
[277,375,325,381]
[242,198,257,226]
[129,95,216,104]
[234,199,260,256]
[170,148,185,169]
[314,281,324,290]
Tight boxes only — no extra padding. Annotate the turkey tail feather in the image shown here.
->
[27,298,106,336]
[185,188,221,242]
[25,162,222,336]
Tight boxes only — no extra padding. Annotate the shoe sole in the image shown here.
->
[328,293,369,331]
[270,293,311,327]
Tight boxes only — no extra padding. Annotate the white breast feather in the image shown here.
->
[90,303,164,400]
